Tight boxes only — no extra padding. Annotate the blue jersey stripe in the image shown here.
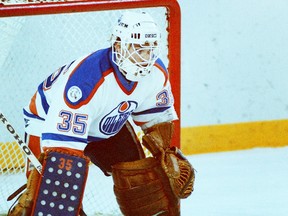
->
[133,106,171,116]
[37,83,50,114]
[42,133,87,143]
[23,108,45,121]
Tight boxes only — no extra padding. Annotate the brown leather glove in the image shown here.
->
[7,153,44,216]
[142,122,195,199]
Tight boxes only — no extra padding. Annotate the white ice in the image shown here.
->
[181,147,288,216]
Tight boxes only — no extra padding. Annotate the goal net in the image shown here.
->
[0,0,181,215]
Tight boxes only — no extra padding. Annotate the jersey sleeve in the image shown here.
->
[23,60,77,136]
[24,55,98,151]
[131,61,178,130]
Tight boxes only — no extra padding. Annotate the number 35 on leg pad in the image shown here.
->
[8,148,89,216]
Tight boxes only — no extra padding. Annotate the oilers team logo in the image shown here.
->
[100,101,138,135]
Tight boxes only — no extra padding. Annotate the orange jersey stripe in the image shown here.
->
[29,92,39,116]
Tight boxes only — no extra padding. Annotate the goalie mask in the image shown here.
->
[111,11,161,82]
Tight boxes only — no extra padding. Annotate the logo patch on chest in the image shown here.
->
[100,101,138,135]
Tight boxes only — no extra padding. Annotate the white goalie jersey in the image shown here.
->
[24,47,178,150]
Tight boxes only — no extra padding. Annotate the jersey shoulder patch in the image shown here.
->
[64,48,113,109]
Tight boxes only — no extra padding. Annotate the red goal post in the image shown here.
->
[0,0,181,215]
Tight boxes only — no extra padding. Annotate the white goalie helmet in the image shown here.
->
[111,11,161,82]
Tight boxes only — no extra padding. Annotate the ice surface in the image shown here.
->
[182,147,288,216]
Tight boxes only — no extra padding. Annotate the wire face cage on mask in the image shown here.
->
[111,11,161,82]
[112,39,160,81]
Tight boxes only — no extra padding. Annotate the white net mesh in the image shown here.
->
[0,5,169,215]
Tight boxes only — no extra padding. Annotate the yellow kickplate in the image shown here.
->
[181,119,288,155]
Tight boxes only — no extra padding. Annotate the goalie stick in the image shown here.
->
[0,111,42,174]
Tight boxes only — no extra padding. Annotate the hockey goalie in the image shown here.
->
[7,11,195,216]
